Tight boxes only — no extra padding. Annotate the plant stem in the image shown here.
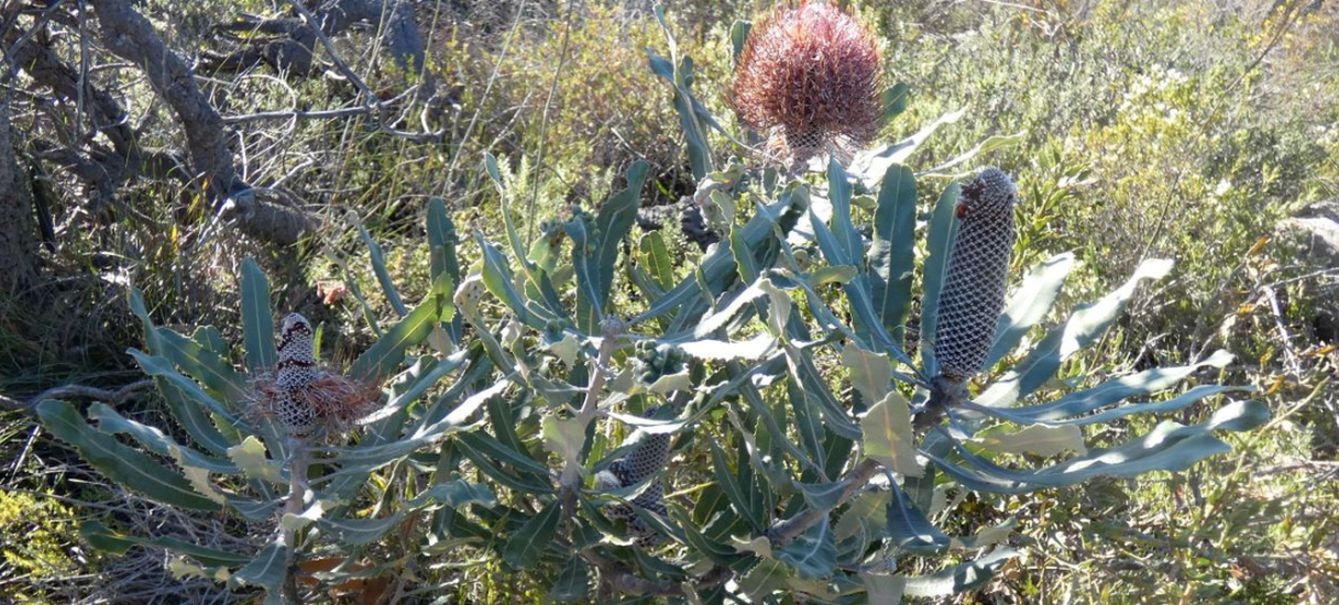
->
[281,436,309,605]
[559,318,623,516]
[767,458,880,546]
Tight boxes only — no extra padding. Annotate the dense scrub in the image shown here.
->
[1,1,1336,603]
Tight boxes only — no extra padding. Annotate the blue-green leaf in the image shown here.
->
[37,400,222,511]
[868,163,917,344]
[350,276,454,382]
[776,516,836,579]
[902,547,1020,598]
[984,252,1076,369]
[886,482,949,554]
[980,258,1175,405]
[919,183,961,376]
[503,500,562,570]
[240,258,275,371]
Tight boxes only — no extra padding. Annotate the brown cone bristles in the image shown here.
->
[731,2,883,164]
[249,313,383,437]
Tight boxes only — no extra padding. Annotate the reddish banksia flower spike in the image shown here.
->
[731,1,883,164]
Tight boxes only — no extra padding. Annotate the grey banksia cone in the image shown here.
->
[595,411,673,546]
[920,168,1017,427]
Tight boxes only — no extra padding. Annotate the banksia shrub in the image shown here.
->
[935,167,1019,382]
[731,2,882,163]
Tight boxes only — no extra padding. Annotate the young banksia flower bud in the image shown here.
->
[731,2,882,164]
[934,168,1018,383]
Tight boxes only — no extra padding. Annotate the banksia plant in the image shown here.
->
[31,8,1270,604]
[731,1,882,164]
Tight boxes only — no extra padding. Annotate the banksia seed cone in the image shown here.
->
[596,413,673,546]
[731,2,882,164]
[934,168,1017,382]
[252,313,382,437]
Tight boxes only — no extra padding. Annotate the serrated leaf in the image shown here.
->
[227,436,283,484]
[731,535,773,558]
[503,500,562,570]
[739,559,791,601]
[37,400,222,511]
[861,391,922,478]
[542,415,586,470]
[776,516,836,579]
[80,521,250,567]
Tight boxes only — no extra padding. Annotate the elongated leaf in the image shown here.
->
[634,193,798,324]
[89,404,236,474]
[985,252,1076,369]
[154,377,236,455]
[868,164,917,343]
[776,516,836,579]
[739,559,792,601]
[350,278,454,382]
[231,539,286,595]
[550,556,590,602]
[129,350,243,428]
[980,258,1175,405]
[973,423,1086,457]
[708,438,764,533]
[920,183,961,375]
[982,350,1236,419]
[155,328,248,404]
[240,258,276,371]
[901,548,1020,598]
[882,82,910,125]
[827,159,862,265]
[639,231,675,291]
[428,198,464,343]
[81,521,250,567]
[786,348,861,439]
[37,400,222,511]
[926,400,1269,494]
[886,482,949,554]
[349,225,405,321]
[503,500,562,570]
[861,392,922,478]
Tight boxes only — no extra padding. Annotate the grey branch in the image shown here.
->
[87,0,311,244]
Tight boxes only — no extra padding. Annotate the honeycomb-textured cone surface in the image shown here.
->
[935,168,1017,382]
[274,313,318,435]
[604,427,672,546]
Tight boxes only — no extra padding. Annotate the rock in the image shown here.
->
[1281,199,1339,266]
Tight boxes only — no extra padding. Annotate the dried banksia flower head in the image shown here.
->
[731,1,882,164]
[251,313,383,437]
[934,168,1018,383]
